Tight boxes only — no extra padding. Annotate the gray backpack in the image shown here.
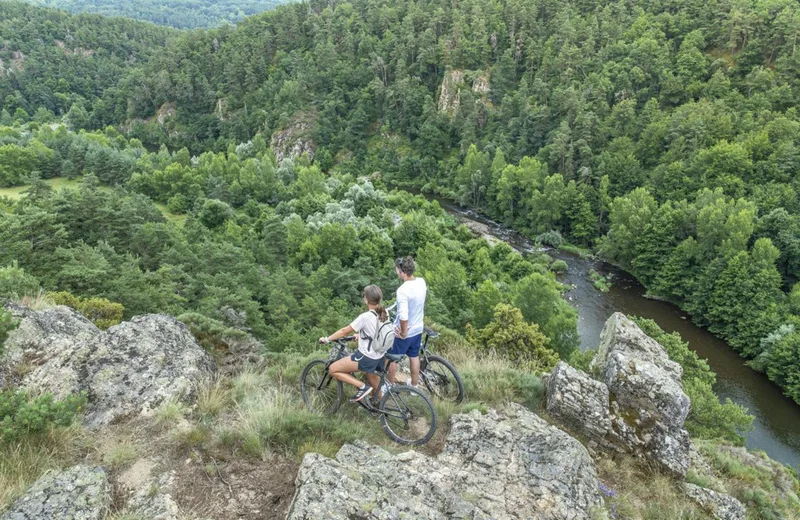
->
[366,310,394,356]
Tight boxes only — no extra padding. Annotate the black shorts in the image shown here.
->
[351,352,382,373]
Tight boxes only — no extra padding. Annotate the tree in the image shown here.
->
[468,303,558,370]
[513,273,579,358]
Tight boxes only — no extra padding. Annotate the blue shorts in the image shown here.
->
[351,352,382,373]
[389,334,422,358]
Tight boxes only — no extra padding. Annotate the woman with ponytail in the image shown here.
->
[319,285,387,402]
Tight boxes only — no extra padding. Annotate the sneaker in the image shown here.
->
[350,385,373,403]
[380,382,391,395]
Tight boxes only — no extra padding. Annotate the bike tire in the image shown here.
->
[421,355,465,403]
[300,359,343,415]
[379,385,437,446]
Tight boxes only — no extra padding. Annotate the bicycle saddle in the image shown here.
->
[384,352,405,362]
[424,328,440,339]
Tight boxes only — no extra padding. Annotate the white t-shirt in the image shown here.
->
[394,277,427,338]
[350,310,383,359]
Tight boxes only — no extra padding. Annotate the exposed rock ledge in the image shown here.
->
[547,313,691,477]
[1,302,215,427]
[288,405,604,520]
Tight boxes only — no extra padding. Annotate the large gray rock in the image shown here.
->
[1,465,109,520]
[548,313,692,477]
[684,484,745,520]
[2,304,215,427]
[288,405,605,520]
[546,361,612,442]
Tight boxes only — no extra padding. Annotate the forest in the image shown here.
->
[0,0,796,405]
[22,0,290,29]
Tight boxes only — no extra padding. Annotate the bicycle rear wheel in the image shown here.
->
[421,355,465,403]
[300,359,342,415]
[379,385,437,446]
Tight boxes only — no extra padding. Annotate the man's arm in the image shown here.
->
[396,290,409,339]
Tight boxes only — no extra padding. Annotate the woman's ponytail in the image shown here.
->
[362,285,387,320]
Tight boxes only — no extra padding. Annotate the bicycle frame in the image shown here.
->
[317,339,412,422]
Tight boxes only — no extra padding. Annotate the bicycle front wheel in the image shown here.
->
[379,385,437,446]
[300,359,342,415]
[421,355,465,403]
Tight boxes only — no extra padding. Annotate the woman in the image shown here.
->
[319,285,387,402]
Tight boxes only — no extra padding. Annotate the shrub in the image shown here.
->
[49,292,124,329]
[550,260,568,274]
[0,262,41,298]
[0,391,86,443]
[589,270,612,292]
[468,304,558,371]
[535,230,563,248]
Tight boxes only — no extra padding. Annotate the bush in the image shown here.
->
[589,270,612,292]
[535,230,563,248]
[0,391,86,443]
[550,260,568,274]
[0,262,40,298]
[467,304,558,371]
[49,292,124,330]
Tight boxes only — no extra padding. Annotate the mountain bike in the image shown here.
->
[386,303,465,404]
[300,337,438,446]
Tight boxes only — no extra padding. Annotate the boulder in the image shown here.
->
[2,304,215,427]
[547,313,692,477]
[546,361,612,442]
[1,465,109,520]
[684,484,745,520]
[288,405,604,519]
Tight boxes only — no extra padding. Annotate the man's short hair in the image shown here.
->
[395,256,416,276]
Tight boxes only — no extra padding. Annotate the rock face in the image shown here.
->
[684,483,745,520]
[1,465,109,520]
[546,361,611,441]
[437,69,464,113]
[547,312,692,476]
[288,405,604,519]
[270,119,315,162]
[2,303,215,427]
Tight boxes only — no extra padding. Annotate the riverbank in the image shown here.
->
[420,191,800,470]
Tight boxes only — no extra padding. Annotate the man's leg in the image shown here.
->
[409,356,420,387]
[386,360,398,384]
[407,335,423,386]
[366,372,380,391]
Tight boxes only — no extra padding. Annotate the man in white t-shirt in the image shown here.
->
[387,256,427,387]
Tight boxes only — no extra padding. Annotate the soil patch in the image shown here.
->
[172,455,297,519]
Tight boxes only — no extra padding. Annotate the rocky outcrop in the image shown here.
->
[546,361,611,441]
[288,405,604,519]
[270,118,315,162]
[547,313,692,476]
[2,303,215,427]
[1,465,109,520]
[437,69,464,113]
[684,484,745,520]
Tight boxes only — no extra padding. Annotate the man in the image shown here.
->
[387,256,427,388]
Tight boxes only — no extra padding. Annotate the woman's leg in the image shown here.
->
[328,357,363,388]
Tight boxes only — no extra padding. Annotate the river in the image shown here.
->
[433,198,800,470]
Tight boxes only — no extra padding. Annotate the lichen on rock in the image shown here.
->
[2,303,215,428]
[288,405,604,519]
[1,465,109,520]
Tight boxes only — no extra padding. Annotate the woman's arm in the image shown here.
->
[319,324,355,344]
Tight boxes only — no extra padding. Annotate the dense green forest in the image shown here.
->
[0,122,752,445]
[23,0,291,29]
[0,2,175,127]
[0,0,799,405]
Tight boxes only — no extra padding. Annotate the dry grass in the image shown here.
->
[102,441,138,470]
[154,399,188,429]
[12,289,54,311]
[596,455,705,519]
[0,425,87,510]
[196,376,231,420]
